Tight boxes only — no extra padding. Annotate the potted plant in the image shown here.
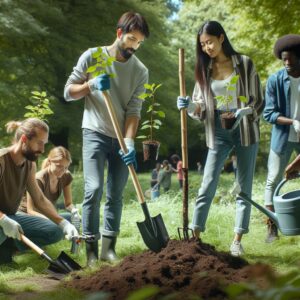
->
[214,75,247,129]
[137,83,165,161]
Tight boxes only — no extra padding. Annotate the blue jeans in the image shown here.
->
[264,142,300,206]
[192,113,258,235]
[82,129,129,238]
[0,212,63,252]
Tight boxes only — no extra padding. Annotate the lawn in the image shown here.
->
[1,169,300,299]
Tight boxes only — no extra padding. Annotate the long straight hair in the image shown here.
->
[195,21,239,89]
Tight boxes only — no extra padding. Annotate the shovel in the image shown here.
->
[102,90,169,253]
[177,48,194,240]
[21,234,82,277]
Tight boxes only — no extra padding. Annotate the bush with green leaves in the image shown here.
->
[137,83,165,142]
[214,75,247,112]
[24,91,53,122]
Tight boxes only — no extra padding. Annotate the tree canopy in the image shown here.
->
[1,0,300,168]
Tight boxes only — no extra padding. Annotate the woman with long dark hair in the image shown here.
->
[177,21,264,256]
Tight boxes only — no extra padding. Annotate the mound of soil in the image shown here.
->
[66,239,271,299]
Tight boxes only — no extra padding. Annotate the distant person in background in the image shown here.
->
[197,161,204,175]
[177,20,264,256]
[19,147,81,230]
[231,154,237,177]
[151,162,161,188]
[0,119,77,264]
[171,154,183,190]
[263,34,300,243]
[157,160,172,192]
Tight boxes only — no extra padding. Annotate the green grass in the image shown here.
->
[2,170,300,299]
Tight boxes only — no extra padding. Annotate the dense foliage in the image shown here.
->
[0,0,300,167]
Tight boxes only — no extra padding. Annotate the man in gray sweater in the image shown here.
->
[64,12,149,265]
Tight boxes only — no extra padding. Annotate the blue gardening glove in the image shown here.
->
[234,107,253,119]
[88,74,110,92]
[177,96,190,110]
[119,138,137,170]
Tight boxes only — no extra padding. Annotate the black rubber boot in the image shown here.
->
[100,236,118,262]
[265,219,279,243]
[0,238,14,265]
[85,241,98,267]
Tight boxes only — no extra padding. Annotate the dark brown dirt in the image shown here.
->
[66,239,272,300]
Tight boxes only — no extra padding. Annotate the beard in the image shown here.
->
[117,41,135,59]
[22,145,40,162]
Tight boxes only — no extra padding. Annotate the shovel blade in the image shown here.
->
[137,214,169,253]
[47,251,82,276]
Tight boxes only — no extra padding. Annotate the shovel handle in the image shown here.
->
[102,90,145,204]
[179,48,189,229]
[179,48,188,169]
[21,234,44,256]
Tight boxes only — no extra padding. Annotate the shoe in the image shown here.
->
[230,240,244,257]
[86,241,98,267]
[265,219,279,243]
[100,236,119,262]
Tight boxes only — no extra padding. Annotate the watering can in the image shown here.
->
[238,177,300,236]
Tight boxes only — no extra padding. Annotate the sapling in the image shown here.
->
[24,91,53,122]
[214,74,247,129]
[214,75,247,112]
[137,83,165,141]
[86,47,116,78]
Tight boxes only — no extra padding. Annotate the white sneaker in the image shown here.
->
[230,240,244,257]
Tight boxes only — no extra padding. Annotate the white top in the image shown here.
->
[288,75,300,142]
[211,71,238,111]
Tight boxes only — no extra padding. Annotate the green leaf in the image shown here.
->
[230,75,239,84]
[93,71,102,77]
[25,105,35,110]
[157,111,165,118]
[141,125,151,130]
[31,91,41,96]
[87,65,97,73]
[153,125,159,129]
[138,93,149,100]
[147,105,153,113]
[154,119,162,125]
[24,112,35,118]
[227,86,235,91]
[41,91,47,97]
[136,135,147,139]
[153,83,162,92]
[214,95,224,101]
[239,95,248,103]
[153,103,160,106]
[107,57,116,64]
[109,73,116,78]
[144,83,152,90]
[92,48,103,58]
[142,120,150,125]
